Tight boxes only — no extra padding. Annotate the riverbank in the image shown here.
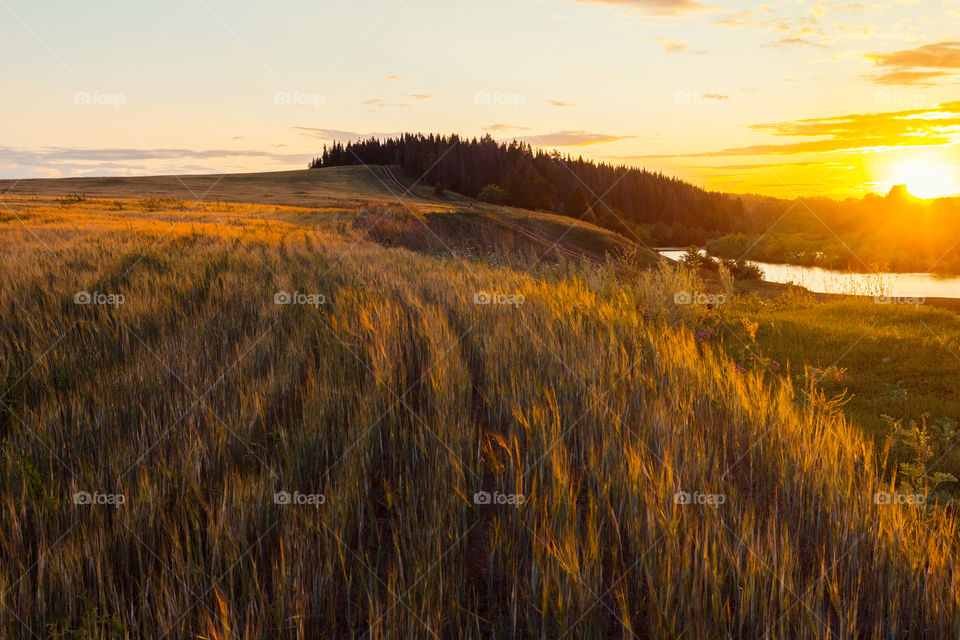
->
[733,277,960,313]
[710,275,960,487]
[661,248,960,300]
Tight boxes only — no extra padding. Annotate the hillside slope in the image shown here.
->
[0,165,659,266]
[0,196,958,637]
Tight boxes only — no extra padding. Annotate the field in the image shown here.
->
[2,174,960,638]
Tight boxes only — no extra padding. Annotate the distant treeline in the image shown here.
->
[309,134,960,273]
[309,133,745,245]
[709,187,960,273]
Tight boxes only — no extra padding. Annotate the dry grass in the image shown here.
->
[0,197,958,638]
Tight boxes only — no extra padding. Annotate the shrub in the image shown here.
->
[477,184,507,204]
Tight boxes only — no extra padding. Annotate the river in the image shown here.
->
[657,249,960,299]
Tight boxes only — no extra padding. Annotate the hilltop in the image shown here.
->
[0,165,658,267]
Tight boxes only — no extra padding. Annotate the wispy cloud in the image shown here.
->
[641,101,960,157]
[385,74,412,81]
[0,146,312,179]
[563,0,718,16]
[362,98,410,108]
[548,100,576,107]
[649,37,703,53]
[483,124,533,132]
[410,94,443,100]
[293,127,403,142]
[866,42,960,85]
[869,70,952,86]
[764,36,829,49]
[512,130,635,146]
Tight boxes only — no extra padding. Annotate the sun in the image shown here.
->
[890,160,957,199]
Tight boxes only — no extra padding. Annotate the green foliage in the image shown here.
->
[679,247,763,280]
[477,183,507,204]
[883,414,959,497]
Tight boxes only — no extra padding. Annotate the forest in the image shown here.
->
[311,134,960,273]
[309,133,746,246]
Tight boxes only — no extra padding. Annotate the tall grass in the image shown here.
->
[0,197,958,638]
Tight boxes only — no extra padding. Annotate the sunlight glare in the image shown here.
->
[890,160,957,199]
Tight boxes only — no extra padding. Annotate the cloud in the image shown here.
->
[409,94,442,100]
[563,0,717,16]
[765,36,829,48]
[0,146,308,163]
[483,124,533,132]
[640,101,960,157]
[0,146,312,179]
[548,100,576,107]
[511,130,635,146]
[711,6,771,27]
[385,74,412,81]
[870,70,952,86]
[293,127,403,142]
[32,167,62,179]
[649,37,703,53]
[704,160,824,170]
[869,41,960,68]
[865,42,960,85]
[362,99,410,108]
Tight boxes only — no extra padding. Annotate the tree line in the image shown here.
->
[309,133,746,245]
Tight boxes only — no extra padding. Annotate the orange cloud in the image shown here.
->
[649,37,703,53]
[483,124,533,132]
[565,0,717,16]
[866,42,960,85]
[362,99,410,108]
[513,130,635,146]
[647,102,960,157]
[869,42,960,69]
[870,70,953,86]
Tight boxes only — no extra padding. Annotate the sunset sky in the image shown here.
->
[2,0,960,198]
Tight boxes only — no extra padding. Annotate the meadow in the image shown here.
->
[1,192,960,638]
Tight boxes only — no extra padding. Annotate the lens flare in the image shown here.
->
[890,160,957,199]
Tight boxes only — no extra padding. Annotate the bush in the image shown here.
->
[477,184,507,204]
[723,258,764,280]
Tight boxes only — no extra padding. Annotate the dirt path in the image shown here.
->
[382,166,412,197]
[489,214,605,265]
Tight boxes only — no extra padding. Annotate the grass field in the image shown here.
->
[1,183,960,637]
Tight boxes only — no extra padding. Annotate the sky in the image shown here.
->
[2,0,960,198]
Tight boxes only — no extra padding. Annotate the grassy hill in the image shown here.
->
[0,165,654,267]
[1,176,959,637]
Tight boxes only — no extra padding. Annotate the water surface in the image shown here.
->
[657,249,960,299]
